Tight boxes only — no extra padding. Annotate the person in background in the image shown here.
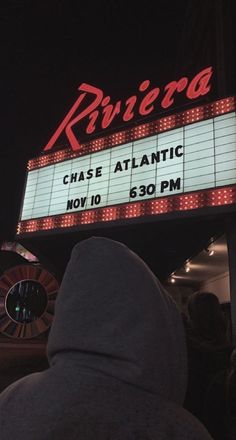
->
[227,349,236,422]
[203,347,236,440]
[226,347,236,439]
[0,237,212,439]
[184,291,233,423]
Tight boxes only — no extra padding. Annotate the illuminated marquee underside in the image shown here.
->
[17,97,236,235]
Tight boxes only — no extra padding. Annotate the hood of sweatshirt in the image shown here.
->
[47,237,187,404]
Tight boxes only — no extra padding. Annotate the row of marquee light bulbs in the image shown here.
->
[169,243,215,284]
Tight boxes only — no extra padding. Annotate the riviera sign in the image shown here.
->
[43,67,213,152]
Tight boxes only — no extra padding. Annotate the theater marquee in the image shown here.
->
[17,96,236,236]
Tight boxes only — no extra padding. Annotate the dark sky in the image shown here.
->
[0,0,235,243]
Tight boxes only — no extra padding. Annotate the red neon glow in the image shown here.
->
[29,96,236,171]
[43,66,213,152]
[17,186,236,235]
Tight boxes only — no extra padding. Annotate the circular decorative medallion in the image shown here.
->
[0,265,59,338]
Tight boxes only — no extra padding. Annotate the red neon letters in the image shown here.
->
[44,66,213,152]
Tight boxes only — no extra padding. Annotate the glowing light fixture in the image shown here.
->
[205,245,215,256]
[185,264,190,273]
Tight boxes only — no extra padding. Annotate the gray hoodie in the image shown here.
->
[0,237,212,439]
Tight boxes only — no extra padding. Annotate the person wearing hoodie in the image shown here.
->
[0,237,212,440]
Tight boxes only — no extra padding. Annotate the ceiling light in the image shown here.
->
[205,245,215,256]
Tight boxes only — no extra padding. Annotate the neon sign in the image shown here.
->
[44,66,213,152]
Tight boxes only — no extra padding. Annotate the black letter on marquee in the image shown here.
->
[114,161,123,173]
[160,149,169,161]
[123,159,130,170]
[175,145,183,157]
[140,154,150,166]
[96,166,102,177]
[70,173,77,183]
[151,152,160,164]
[67,199,73,210]
[78,171,85,181]
[170,177,181,191]
[87,169,93,179]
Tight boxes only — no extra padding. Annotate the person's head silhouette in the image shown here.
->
[187,291,228,345]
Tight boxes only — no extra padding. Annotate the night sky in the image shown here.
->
[0,0,235,244]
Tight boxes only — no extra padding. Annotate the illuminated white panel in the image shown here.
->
[215,134,236,146]
[184,119,213,136]
[185,130,213,146]
[183,182,216,193]
[185,156,214,170]
[216,151,236,163]
[158,127,183,146]
[184,117,215,194]
[185,164,215,180]
[157,164,183,178]
[87,149,111,209]
[131,169,157,183]
[185,173,215,188]
[20,111,236,220]
[21,170,39,219]
[133,136,157,152]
